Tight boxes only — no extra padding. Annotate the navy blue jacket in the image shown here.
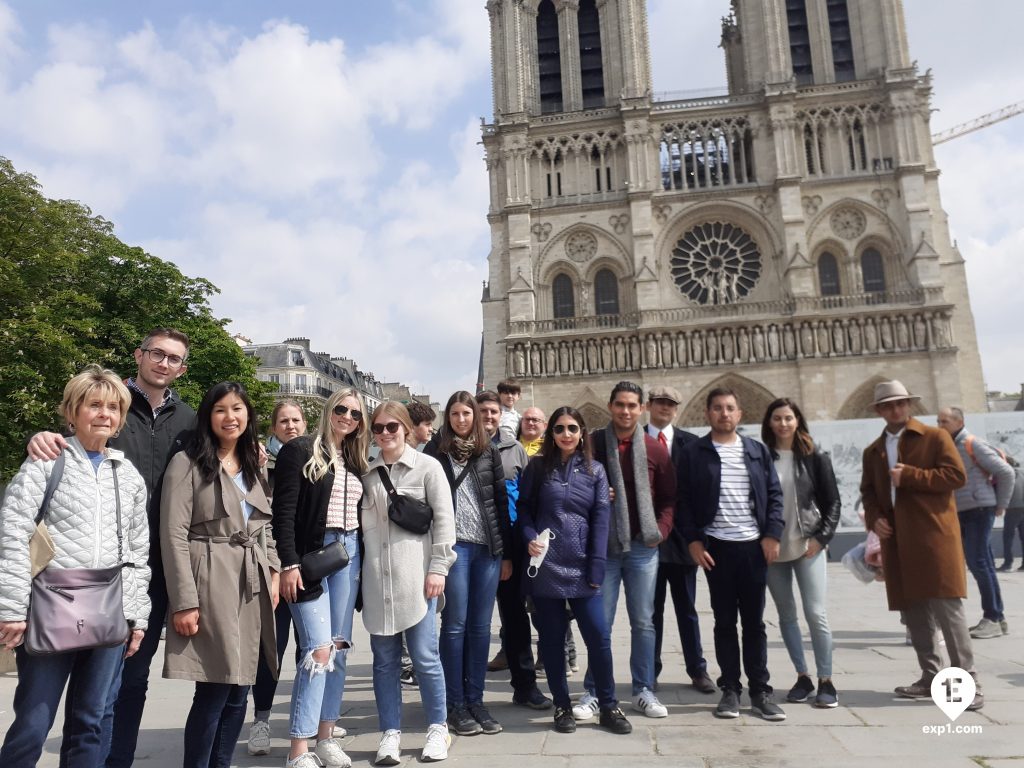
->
[517,454,610,598]
[676,434,784,545]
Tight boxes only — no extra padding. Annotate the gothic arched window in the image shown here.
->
[594,269,619,316]
[786,0,813,85]
[861,247,886,294]
[818,252,841,296]
[578,0,605,109]
[552,273,575,319]
[537,1,563,114]
[828,0,856,82]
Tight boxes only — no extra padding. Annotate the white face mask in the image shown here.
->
[527,528,556,578]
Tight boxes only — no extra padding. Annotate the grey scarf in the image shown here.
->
[603,424,662,553]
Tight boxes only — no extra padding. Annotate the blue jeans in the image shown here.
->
[766,549,833,678]
[440,541,501,708]
[288,530,361,738]
[183,682,249,768]
[959,507,1004,621]
[0,644,124,768]
[584,542,659,696]
[535,595,617,710]
[370,600,447,731]
[103,561,168,768]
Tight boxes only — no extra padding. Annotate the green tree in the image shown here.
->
[0,156,274,481]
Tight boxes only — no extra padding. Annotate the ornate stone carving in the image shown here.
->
[609,214,630,235]
[669,221,762,305]
[529,344,541,375]
[565,230,598,262]
[830,207,866,240]
[802,195,822,216]
[913,315,928,349]
[513,345,526,376]
[751,327,765,362]
[531,222,552,242]
[653,205,671,224]
[660,333,673,368]
[675,332,688,367]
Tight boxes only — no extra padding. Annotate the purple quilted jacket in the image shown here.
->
[517,454,610,598]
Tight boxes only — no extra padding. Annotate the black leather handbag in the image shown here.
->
[376,467,434,535]
[300,540,350,582]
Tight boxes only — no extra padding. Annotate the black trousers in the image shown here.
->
[704,537,771,696]
[495,537,538,694]
[653,561,708,680]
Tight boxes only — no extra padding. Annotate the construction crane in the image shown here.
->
[931,101,1024,145]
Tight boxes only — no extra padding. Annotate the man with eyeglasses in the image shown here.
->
[519,407,547,457]
[28,328,196,767]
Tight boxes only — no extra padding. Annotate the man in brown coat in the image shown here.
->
[860,380,983,710]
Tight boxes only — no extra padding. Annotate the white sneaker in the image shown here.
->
[374,730,401,766]
[247,720,271,756]
[572,692,599,721]
[286,753,325,768]
[632,688,668,718]
[421,723,451,762]
[315,737,352,768]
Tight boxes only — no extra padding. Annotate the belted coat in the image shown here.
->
[860,418,967,610]
[160,451,281,685]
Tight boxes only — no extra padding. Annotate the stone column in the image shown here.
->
[557,0,583,112]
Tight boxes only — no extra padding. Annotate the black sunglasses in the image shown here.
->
[553,423,581,435]
[333,404,363,420]
[371,422,402,435]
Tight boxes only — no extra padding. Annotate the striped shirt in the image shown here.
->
[326,463,362,530]
[706,439,759,542]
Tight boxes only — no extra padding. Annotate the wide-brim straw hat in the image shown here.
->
[871,380,921,406]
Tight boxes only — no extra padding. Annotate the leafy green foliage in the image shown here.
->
[0,156,274,481]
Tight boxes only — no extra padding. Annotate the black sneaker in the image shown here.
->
[399,667,418,688]
[714,689,740,719]
[751,692,786,721]
[786,675,815,703]
[467,703,502,735]
[815,679,839,708]
[598,707,632,734]
[553,707,576,733]
[447,706,482,736]
[513,687,553,710]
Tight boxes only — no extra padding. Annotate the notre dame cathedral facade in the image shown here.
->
[480,0,985,427]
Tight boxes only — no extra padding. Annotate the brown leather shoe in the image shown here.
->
[966,692,984,711]
[894,680,930,698]
[691,674,717,694]
[487,650,508,672]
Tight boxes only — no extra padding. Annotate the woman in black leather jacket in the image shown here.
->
[761,398,841,710]
[425,391,512,737]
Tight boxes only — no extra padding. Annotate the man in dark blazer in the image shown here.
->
[646,385,715,694]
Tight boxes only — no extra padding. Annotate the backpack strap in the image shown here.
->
[34,452,66,526]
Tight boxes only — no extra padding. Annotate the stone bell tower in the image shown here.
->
[481,0,985,426]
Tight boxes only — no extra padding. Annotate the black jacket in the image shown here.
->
[425,440,512,559]
[650,426,698,566]
[770,447,842,546]
[272,435,361,603]
[108,386,194,560]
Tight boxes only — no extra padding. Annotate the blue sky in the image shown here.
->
[1,0,1022,403]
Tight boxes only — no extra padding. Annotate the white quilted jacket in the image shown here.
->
[0,438,152,629]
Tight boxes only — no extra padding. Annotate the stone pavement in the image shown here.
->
[2,563,1022,767]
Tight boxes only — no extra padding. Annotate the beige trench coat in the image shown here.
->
[160,452,281,685]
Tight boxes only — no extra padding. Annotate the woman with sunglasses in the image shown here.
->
[424,391,512,736]
[361,402,456,764]
[760,398,841,709]
[272,389,369,768]
[517,407,631,735]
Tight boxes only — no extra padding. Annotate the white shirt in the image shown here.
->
[647,423,674,447]
[706,438,759,542]
[885,428,904,505]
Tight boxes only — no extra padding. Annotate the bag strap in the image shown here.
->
[112,463,124,564]
[451,461,472,492]
[376,465,398,497]
[34,451,67,526]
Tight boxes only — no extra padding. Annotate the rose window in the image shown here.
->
[669,221,761,305]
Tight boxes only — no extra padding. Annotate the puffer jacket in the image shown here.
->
[517,454,610,598]
[425,441,512,559]
[0,437,152,628]
[951,429,1015,511]
[770,448,842,546]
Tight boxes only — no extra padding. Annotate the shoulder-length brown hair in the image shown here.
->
[437,390,489,459]
[761,397,814,456]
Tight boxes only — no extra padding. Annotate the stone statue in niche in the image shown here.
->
[932,313,951,348]
[660,334,673,368]
[783,325,797,359]
[752,326,766,362]
[615,337,627,370]
[675,332,688,368]
[800,323,815,357]
[816,322,831,356]
[644,334,659,368]
[544,343,557,374]
[530,344,541,375]
[629,336,642,369]
[849,319,863,354]
[864,318,879,353]
[831,321,846,355]
[913,315,928,349]
[880,318,894,350]
[896,317,910,351]
[768,325,782,360]
[737,328,750,363]
[691,330,704,366]
[587,338,600,372]
[514,345,526,376]
[601,338,613,371]
[720,329,735,363]
[705,330,720,365]
[558,342,570,373]
[572,341,584,373]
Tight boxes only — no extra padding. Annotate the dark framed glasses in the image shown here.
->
[371,422,402,435]
[553,423,580,435]
[333,404,363,420]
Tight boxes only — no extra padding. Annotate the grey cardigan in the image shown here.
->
[951,429,1014,511]
[360,444,457,636]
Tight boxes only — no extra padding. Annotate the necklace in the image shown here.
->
[217,449,239,472]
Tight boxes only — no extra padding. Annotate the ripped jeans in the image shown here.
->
[287,529,361,739]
